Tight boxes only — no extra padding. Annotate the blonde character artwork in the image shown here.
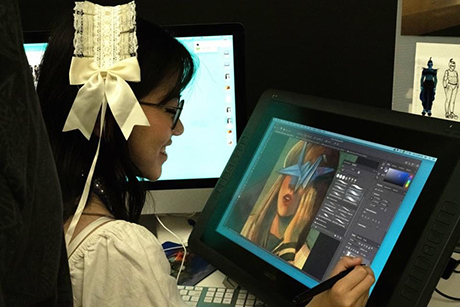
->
[444,58,459,119]
[241,140,339,269]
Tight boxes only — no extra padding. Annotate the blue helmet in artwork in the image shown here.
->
[278,142,334,191]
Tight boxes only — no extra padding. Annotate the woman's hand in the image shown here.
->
[307,257,375,307]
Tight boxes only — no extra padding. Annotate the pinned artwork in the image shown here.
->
[411,42,460,121]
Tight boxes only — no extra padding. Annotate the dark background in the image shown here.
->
[18,0,398,118]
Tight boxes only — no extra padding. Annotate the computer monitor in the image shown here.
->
[23,32,48,88]
[23,23,246,214]
[189,89,460,307]
[143,23,246,214]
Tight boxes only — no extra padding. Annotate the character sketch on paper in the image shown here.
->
[420,57,438,117]
[240,141,339,269]
[443,58,459,119]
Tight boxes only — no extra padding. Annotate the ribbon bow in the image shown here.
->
[64,56,150,140]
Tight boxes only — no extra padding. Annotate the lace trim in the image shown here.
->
[73,1,137,69]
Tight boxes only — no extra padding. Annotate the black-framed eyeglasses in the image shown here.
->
[139,99,184,130]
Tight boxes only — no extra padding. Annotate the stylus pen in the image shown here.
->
[292,266,357,306]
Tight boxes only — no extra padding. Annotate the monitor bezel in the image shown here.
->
[24,23,247,191]
[189,89,460,307]
[23,31,49,44]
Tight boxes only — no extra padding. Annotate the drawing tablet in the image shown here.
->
[189,89,460,307]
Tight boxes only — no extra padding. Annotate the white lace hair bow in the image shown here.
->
[64,0,149,139]
[64,0,149,247]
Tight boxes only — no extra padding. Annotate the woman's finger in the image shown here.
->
[333,265,375,298]
[329,256,363,277]
[346,266,375,300]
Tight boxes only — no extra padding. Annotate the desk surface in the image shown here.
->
[155,215,460,307]
[429,252,460,307]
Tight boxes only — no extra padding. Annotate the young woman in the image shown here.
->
[38,2,194,305]
[37,2,374,306]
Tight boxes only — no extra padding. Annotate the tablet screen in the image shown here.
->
[216,118,436,289]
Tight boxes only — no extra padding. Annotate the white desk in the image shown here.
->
[155,215,460,306]
[428,252,460,307]
[154,215,228,288]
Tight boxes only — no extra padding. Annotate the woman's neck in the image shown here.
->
[83,194,112,215]
[63,193,114,235]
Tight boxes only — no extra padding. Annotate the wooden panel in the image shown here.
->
[402,2,460,35]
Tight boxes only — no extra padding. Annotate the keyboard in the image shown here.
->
[178,285,267,307]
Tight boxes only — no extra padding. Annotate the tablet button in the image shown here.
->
[232,152,241,159]
[401,286,416,300]
[405,276,420,290]
[427,231,443,244]
[226,163,235,171]
[410,267,425,280]
[436,212,453,224]
[214,179,228,193]
[431,221,448,234]
[414,257,429,271]
[442,202,458,215]
[238,136,248,146]
[422,244,435,256]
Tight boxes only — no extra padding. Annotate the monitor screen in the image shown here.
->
[190,89,460,307]
[23,42,46,87]
[155,25,245,183]
[23,23,247,213]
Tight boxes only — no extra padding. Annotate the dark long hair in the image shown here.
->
[37,14,195,223]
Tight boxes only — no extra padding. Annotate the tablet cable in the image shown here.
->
[435,257,460,301]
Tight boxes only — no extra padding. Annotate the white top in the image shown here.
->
[68,218,187,307]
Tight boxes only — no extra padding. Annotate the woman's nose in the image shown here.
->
[172,119,184,136]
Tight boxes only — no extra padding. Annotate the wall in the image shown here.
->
[18,0,398,116]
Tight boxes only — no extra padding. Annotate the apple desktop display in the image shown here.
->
[189,89,460,307]
[23,23,246,214]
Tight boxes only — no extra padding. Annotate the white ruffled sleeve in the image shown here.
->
[69,220,187,307]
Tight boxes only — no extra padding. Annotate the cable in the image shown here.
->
[435,288,460,301]
[441,258,460,279]
[163,246,186,253]
[155,215,187,283]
